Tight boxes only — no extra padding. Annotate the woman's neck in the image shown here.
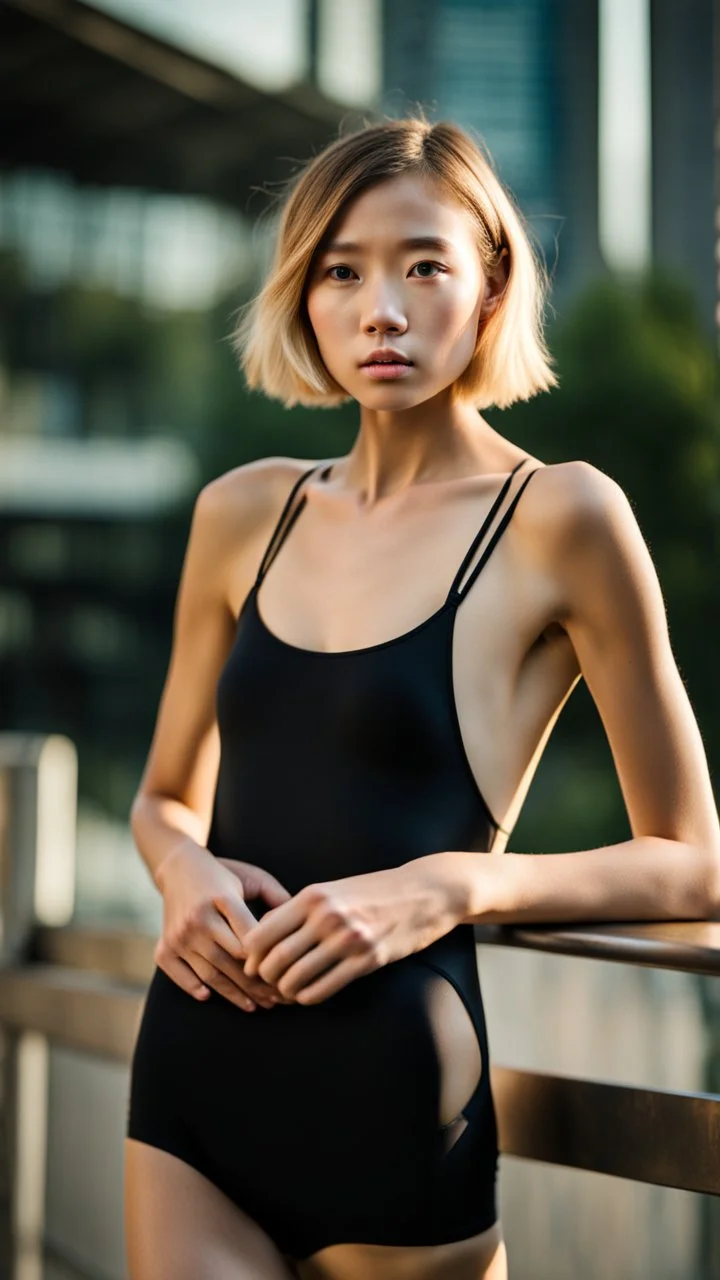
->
[338,405,512,506]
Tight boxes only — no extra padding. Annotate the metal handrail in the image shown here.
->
[26,917,720,981]
[475,918,720,976]
[0,919,717,1197]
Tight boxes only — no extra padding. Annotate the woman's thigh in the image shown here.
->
[124,1138,297,1280]
[295,1221,507,1280]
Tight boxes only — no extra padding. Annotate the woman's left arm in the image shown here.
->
[437,461,720,927]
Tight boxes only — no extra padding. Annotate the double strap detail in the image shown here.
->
[255,456,541,602]
[255,462,330,588]
[446,457,539,606]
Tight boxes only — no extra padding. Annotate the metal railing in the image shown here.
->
[0,731,718,1275]
[0,918,716,1199]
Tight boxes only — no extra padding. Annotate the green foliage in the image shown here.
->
[489,270,720,848]
[191,295,358,482]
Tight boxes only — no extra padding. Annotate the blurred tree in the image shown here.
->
[195,290,358,483]
[489,270,720,849]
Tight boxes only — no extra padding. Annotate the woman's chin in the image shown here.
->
[349,380,440,412]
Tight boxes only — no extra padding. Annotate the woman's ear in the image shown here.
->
[481,246,509,320]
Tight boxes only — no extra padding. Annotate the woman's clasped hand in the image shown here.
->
[239,855,467,1004]
[155,843,469,1010]
[153,839,297,1011]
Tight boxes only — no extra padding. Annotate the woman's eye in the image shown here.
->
[325,261,445,282]
[410,261,443,278]
[327,265,356,281]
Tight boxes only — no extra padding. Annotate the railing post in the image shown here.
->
[0,733,77,1275]
[3,1028,49,1280]
[0,734,77,964]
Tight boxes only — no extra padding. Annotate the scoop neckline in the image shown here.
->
[250,584,455,659]
[246,455,535,657]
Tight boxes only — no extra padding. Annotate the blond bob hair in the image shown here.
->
[234,113,558,410]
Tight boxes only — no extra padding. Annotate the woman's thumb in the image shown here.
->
[218,859,292,905]
[259,874,293,907]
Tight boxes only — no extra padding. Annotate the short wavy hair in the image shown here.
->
[234,113,558,410]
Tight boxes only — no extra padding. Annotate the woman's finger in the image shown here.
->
[271,925,371,996]
[241,897,308,975]
[156,949,211,1001]
[204,922,295,1004]
[190,941,294,1010]
[254,922,321,986]
[188,950,261,1011]
[211,888,259,947]
[256,871,293,908]
[292,952,375,1005]
[223,860,293,908]
[202,925,254,985]
[156,934,259,1010]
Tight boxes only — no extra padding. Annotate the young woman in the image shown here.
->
[124,116,720,1280]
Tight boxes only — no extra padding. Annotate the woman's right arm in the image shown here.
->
[130,460,308,1011]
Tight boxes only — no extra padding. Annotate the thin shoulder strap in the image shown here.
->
[447,459,540,604]
[255,462,327,588]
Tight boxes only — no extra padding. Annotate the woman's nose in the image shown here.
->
[361,282,408,335]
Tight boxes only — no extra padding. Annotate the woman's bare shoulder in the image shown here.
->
[519,459,653,624]
[519,458,629,544]
[185,457,327,602]
[197,455,323,531]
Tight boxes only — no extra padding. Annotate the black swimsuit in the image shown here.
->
[127,456,539,1260]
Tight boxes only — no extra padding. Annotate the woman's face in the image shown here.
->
[304,172,497,409]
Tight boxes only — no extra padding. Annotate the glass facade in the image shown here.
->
[383,0,561,269]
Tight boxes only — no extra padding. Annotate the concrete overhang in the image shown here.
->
[0,0,358,210]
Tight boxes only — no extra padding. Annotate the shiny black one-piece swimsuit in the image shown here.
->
[127,456,539,1260]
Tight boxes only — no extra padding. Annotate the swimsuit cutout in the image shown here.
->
[128,455,540,1259]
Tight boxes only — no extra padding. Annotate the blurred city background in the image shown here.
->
[0,0,718,1277]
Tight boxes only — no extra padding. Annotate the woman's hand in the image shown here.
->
[154,840,297,1011]
[240,855,465,1004]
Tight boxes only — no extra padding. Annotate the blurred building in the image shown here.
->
[650,0,715,335]
[0,0,377,827]
[0,0,715,826]
[382,0,716,333]
[383,0,565,279]
[382,0,599,308]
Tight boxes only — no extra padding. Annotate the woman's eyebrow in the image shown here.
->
[321,235,455,255]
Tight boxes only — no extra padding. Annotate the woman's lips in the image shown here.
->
[360,362,414,380]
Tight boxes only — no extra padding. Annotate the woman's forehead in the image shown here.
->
[322,174,476,250]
